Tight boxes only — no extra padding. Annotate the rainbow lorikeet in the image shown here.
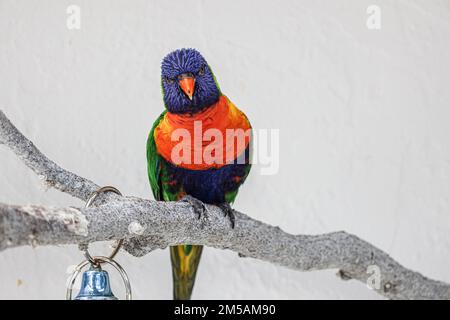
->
[146,48,252,300]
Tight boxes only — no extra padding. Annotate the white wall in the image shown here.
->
[1,0,450,299]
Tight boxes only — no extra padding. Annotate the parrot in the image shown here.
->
[146,48,252,300]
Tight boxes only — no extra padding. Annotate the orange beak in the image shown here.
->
[179,77,195,100]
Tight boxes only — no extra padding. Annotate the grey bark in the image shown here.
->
[1,110,449,299]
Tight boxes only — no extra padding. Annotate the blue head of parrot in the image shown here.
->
[161,48,221,114]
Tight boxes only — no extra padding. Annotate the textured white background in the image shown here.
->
[1,0,450,299]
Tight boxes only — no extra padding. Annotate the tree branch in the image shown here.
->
[0,110,99,201]
[1,110,449,299]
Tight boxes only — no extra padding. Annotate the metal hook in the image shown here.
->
[80,186,124,266]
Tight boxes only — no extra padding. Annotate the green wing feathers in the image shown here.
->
[225,163,251,203]
[146,111,166,201]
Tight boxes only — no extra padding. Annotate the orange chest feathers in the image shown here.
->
[154,95,251,170]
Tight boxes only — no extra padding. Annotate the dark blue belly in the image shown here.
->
[164,160,249,204]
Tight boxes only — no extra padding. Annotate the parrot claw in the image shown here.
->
[218,203,236,229]
[181,195,207,220]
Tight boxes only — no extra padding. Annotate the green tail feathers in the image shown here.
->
[170,245,203,300]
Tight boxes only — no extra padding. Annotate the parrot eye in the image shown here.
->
[165,77,174,84]
[198,65,205,76]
